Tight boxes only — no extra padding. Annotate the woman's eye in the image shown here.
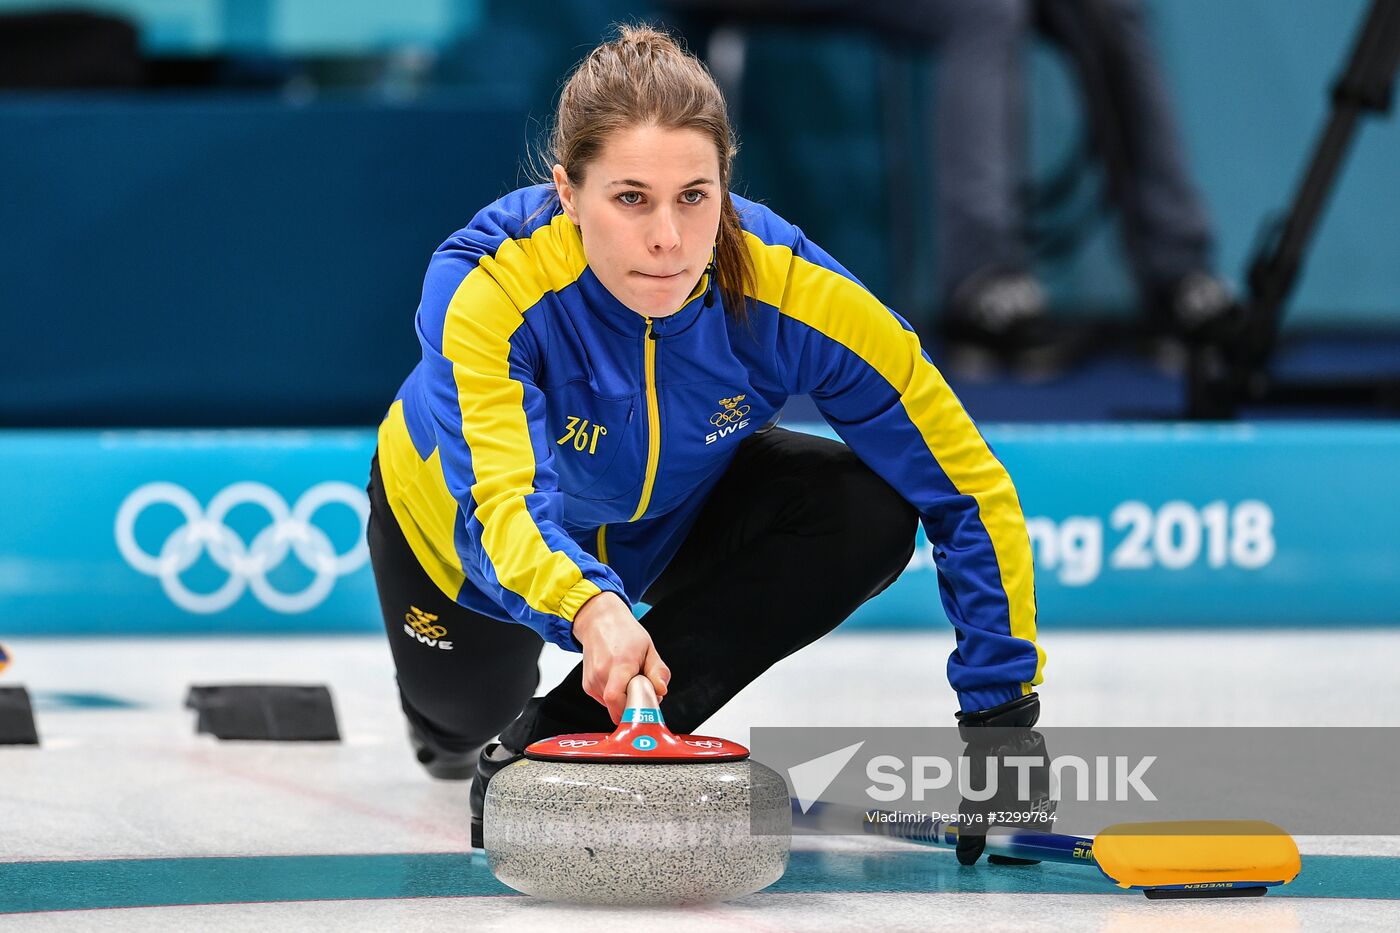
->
[681,190,706,204]
[618,191,643,206]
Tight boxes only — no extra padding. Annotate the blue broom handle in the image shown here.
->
[856,808,1099,868]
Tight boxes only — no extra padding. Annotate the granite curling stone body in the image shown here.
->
[484,676,791,904]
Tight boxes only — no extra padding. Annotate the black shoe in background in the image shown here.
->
[1143,270,1243,374]
[1152,270,1242,344]
[940,269,1076,381]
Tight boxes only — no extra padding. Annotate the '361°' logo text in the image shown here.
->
[556,416,607,454]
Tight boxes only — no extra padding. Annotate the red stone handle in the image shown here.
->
[524,675,750,762]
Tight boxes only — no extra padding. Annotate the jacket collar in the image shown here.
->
[574,266,712,339]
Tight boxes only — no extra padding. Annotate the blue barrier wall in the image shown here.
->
[2,422,1395,636]
[0,95,525,426]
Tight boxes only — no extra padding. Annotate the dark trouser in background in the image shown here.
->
[367,427,919,757]
[1036,0,1215,291]
[669,0,1214,299]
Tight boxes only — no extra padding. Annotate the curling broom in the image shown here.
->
[796,801,1301,898]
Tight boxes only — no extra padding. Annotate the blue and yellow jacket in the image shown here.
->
[377,185,1043,712]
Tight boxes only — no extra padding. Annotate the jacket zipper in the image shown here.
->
[628,318,662,522]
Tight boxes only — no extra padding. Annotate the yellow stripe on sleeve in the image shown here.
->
[746,233,1044,687]
[376,400,467,599]
[440,214,605,621]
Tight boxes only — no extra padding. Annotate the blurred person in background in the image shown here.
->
[366,24,1046,861]
[666,0,1238,373]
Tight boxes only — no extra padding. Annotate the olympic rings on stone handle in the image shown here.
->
[115,481,369,614]
[709,405,751,426]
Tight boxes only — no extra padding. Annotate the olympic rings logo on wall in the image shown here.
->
[115,481,369,614]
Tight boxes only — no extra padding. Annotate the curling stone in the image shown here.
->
[484,675,791,904]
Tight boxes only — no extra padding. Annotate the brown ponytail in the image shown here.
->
[543,24,756,321]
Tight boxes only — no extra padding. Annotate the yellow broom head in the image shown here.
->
[1093,820,1301,889]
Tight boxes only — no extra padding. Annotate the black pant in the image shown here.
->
[367,427,919,754]
[670,0,1214,298]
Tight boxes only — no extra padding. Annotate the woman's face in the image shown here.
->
[555,125,722,318]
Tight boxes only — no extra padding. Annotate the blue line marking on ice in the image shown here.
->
[31,692,142,711]
[2,851,1395,914]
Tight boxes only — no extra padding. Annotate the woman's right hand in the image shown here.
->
[571,592,670,723]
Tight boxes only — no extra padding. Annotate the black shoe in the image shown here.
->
[470,742,525,849]
[940,270,1074,380]
[408,722,482,782]
[1152,270,1241,344]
